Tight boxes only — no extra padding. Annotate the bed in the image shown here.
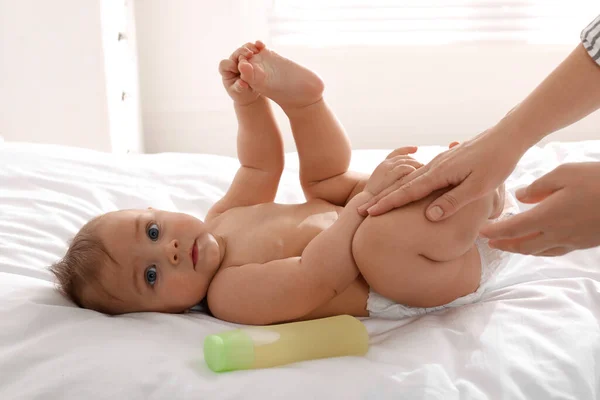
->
[1,140,599,399]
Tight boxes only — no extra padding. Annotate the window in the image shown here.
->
[268,0,600,46]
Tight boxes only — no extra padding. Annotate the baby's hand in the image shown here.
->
[364,146,423,197]
[218,41,265,105]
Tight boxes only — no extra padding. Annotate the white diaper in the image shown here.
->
[367,191,519,320]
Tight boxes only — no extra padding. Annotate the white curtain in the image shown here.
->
[268,0,600,45]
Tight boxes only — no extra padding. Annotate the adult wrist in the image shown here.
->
[489,112,540,157]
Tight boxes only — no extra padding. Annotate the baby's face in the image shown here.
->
[94,209,223,313]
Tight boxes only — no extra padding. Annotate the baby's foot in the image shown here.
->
[489,183,506,219]
[238,41,324,111]
[219,42,263,106]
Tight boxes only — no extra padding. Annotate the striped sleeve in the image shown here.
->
[581,14,600,65]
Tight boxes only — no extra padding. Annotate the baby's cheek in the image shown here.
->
[167,274,207,303]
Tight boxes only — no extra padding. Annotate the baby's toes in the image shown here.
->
[229,46,254,63]
[243,41,259,53]
[238,57,255,84]
[255,40,266,50]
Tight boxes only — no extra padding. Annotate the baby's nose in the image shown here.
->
[165,239,181,266]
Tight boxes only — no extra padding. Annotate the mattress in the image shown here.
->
[1,141,599,399]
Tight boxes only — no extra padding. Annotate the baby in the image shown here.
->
[50,41,511,325]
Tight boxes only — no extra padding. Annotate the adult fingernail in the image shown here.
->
[427,206,443,221]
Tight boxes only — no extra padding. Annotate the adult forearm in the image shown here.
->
[496,43,600,152]
[235,97,284,173]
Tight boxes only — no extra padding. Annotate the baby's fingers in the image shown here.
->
[386,146,418,159]
[231,78,249,93]
[219,59,239,79]
[389,165,417,185]
[387,156,423,170]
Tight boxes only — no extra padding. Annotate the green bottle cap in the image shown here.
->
[204,329,255,372]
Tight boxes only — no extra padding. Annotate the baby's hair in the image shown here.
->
[49,214,116,312]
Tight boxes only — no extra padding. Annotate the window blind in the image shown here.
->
[268,0,600,46]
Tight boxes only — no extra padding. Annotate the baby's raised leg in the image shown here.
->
[239,43,353,203]
[352,186,505,308]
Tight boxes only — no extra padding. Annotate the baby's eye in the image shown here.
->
[147,223,160,241]
[145,265,157,286]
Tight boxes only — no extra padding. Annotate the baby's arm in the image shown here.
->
[208,98,284,218]
[208,45,284,218]
[207,192,372,325]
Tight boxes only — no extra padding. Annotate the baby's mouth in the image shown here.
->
[190,239,198,269]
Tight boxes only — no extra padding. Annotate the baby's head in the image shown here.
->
[50,209,224,314]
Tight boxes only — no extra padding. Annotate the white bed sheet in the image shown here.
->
[1,141,599,399]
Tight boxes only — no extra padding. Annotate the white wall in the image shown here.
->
[134,0,269,155]
[0,0,110,150]
[135,1,600,157]
[0,0,143,153]
[2,2,598,155]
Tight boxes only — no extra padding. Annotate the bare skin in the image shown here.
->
[94,41,505,325]
[359,43,600,257]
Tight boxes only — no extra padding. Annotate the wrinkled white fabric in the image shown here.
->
[1,141,599,400]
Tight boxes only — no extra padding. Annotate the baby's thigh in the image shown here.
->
[351,197,481,308]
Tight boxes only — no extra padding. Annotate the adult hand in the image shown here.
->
[482,162,600,256]
[364,146,422,197]
[358,128,525,221]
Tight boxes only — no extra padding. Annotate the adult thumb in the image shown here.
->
[425,182,479,221]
